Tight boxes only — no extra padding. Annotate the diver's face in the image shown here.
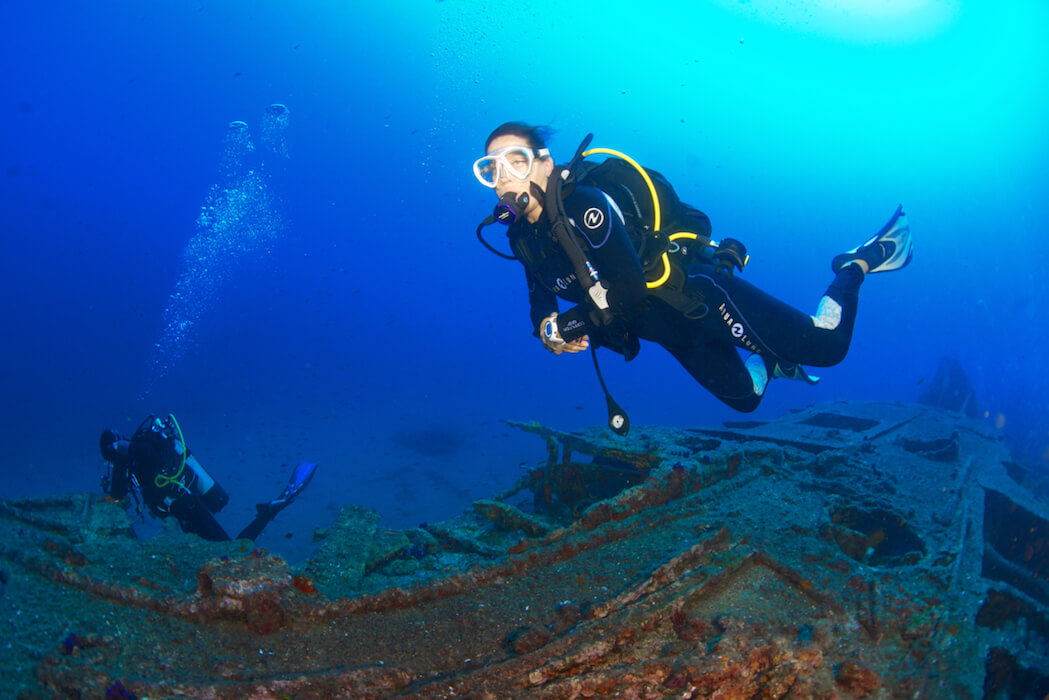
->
[486,134,553,223]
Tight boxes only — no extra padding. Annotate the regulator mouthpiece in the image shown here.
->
[494,192,529,225]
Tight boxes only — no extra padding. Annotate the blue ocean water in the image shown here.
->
[1,0,1047,560]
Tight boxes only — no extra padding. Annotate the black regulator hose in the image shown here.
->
[476,217,516,260]
[476,192,531,260]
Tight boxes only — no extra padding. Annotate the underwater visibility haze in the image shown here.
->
[1,0,1048,630]
[3,0,1048,555]
[2,0,1049,696]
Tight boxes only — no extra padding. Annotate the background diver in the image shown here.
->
[473,121,913,431]
[99,414,317,542]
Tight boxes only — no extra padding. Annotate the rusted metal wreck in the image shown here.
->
[1,400,1047,698]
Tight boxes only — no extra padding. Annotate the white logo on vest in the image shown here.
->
[583,207,604,229]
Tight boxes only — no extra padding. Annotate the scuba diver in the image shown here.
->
[473,121,913,433]
[99,414,317,542]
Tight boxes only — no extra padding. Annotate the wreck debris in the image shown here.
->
[1,401,1047,698]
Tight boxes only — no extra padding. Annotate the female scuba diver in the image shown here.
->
[472,121,912,430]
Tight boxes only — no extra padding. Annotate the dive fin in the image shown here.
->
[832,204,913,274]
[260,461,318,514]
[773,362,821,385]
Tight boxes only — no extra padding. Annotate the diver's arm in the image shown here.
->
[508,222,559,332]
[522,261,590,353]
[525,266,558,331]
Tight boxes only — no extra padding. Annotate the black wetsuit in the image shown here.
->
[508,184,864,412]
[106,438,273,542]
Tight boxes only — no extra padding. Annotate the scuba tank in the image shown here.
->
[133,415,230,514]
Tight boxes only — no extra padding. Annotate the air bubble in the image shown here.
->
[142,105,290,396]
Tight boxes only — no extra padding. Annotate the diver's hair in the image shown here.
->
[484,122,554,152]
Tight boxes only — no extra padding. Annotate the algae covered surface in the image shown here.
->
[2,401,1048,698]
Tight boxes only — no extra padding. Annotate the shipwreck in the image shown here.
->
[1,400,1047,698]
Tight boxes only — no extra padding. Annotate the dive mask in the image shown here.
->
[473,145,550,188]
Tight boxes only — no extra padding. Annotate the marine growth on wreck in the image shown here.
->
[2,401,1047,698]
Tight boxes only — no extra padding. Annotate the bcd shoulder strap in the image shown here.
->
[577,158,713,267]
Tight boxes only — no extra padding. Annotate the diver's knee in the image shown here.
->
[823,342,851,367]
[717,392,762,413]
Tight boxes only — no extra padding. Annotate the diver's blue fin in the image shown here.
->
[773,362,821,385]
[260,461,318,514]
[281,461,317,502]
[832,204,913,274]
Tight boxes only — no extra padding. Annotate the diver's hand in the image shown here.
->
[540,313,590,355]
[554,336,590,354]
